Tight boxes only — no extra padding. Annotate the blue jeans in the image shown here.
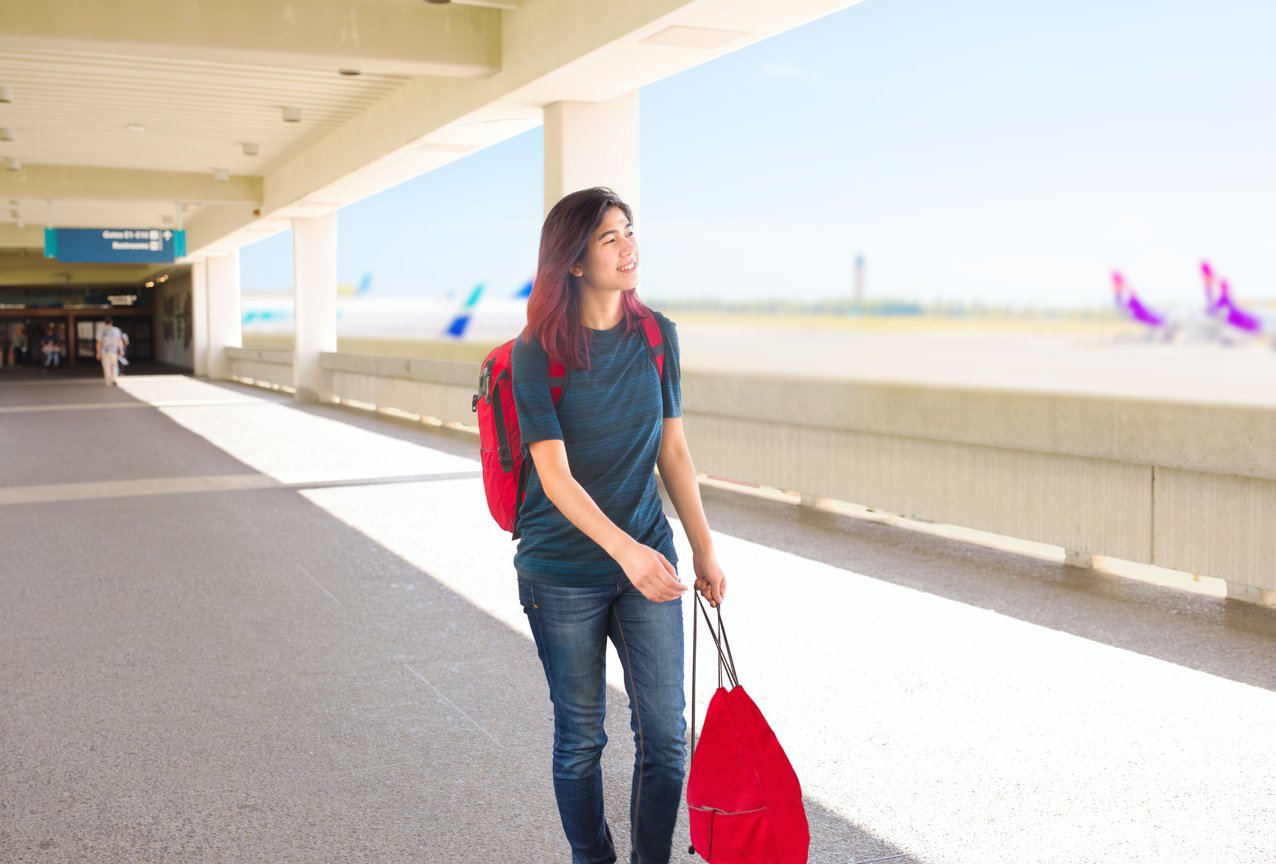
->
[519,577,686,864]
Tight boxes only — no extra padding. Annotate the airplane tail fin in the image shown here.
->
[513,279,533,299]
[1201,260,1217,307]
[1216,279,1263,333]
[1112,271,1166,328]
[444,283,485,339]
[1111,270,1126,303]
[445,315,471,339]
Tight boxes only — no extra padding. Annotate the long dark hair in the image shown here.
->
[524,187,650,370]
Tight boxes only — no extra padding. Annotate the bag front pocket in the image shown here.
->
[689,805,779,864]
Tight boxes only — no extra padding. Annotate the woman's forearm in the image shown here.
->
[528,438,640,560]
[658,419,727,604]
[529,438,686,601]
[657,424,715,558]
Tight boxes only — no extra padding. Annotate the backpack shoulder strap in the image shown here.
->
[544,314,663,403]
[639,312,666,379]
[548,358,567,406]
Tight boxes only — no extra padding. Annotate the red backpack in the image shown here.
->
[687,597,810,864]
[472,313,665,537]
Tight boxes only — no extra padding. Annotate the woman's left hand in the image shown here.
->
[693,553,727,607]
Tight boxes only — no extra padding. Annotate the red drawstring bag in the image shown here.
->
[686,596,810,863]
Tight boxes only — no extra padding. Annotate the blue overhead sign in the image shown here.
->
[44,228,186,263]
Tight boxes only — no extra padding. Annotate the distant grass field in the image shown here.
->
[242,335,498,361]
[662,310,1137,335]
[240,310,1273,404]
[242,311,1142,359]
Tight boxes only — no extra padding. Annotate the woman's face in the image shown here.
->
[570,206,639,296]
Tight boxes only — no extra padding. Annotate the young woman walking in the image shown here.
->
[512,187,727,864]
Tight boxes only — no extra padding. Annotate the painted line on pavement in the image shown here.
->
[0,402,152,414]
[404,662,504,749]
[296,564,342,606]
[0,471,480,508]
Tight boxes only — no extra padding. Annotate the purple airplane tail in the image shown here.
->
[1127,295,1166,327]
[1201,260,1223,312]
[1111,270,1165,327]
[1218,279,1262,334]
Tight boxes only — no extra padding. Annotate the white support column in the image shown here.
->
[291,213,338,403]
[543,91,640,218]
[191,259,210,377]
[205,252,242,381]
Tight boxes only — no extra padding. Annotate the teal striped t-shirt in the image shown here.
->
[510,311,682,586]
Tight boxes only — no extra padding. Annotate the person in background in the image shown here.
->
[42,327,62,368]
[11,323,27,365]
[95,317,128,386]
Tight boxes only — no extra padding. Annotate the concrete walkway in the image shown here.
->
[2,373,1274,863]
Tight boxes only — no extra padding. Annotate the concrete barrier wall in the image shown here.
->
[680,373,1276,601]
[322,352,477,423]
[1153,469,1276,601]
[221,348,1276,603]
[226,347,293,390]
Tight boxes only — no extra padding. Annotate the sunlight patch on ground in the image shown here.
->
[110,374,1274,863]
[299,475,1276,864]
[120,375,475,486]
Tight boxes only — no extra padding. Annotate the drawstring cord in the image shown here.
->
[688,594,738,856]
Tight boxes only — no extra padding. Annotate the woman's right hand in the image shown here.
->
[617,541,688,603]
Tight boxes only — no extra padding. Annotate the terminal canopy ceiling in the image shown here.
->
[0,0,861,291]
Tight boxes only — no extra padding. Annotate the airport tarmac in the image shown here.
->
[672,318,1276,407]
[247,315,1276,408]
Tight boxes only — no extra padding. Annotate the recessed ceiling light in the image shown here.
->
[212,168,230,181]
[4,157,20,171]
[0,85,12,104]
[126,123,146,133]
[0,128,13,142]
[242,142,259,156]
[338,68,361,77]
[282,106,302,123]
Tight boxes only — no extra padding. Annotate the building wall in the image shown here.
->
[155,271,194,369]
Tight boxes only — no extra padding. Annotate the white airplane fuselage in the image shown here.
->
[242,291,529,343]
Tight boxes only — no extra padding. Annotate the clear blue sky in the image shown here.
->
[242,0,1276,310]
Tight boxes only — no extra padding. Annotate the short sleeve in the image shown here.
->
[655,312,682,419]
[511,336,563,445]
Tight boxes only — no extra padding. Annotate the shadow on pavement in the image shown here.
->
[1,374,913,863]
